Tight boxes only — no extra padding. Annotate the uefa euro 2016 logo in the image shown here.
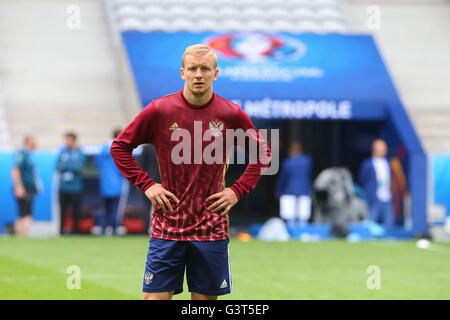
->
[205,32,307,62]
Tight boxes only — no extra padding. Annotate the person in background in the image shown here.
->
[11,135,39,237]
[358,138,394,228]
[95,128,126,235]
[275,141,312,225]
[56,132,86,235]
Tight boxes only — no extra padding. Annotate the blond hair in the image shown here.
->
[182,44,218,69]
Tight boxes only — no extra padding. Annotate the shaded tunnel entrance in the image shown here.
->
[228,119,386,219]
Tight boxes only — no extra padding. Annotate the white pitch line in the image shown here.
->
[426,243,450,254]
[365,240,450,254]
[0,275,138,281]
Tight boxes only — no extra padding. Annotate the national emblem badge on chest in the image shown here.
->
[209,120,224,137]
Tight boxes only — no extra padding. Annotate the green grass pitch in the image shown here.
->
[0,236,449,300]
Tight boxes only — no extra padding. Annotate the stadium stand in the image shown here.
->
[347,0,450,154]
[0,0,133,150]
[108,0,350,33]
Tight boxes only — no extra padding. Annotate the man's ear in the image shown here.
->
[180,67,185,80]
[213,68,219,81]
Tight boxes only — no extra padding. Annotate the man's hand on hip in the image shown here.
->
[205,188,238,216]
[14,185,26,199]
[144,184,180,213]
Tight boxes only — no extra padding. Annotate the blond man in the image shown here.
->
[111,44,271,300]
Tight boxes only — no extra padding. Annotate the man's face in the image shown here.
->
[288,143,302,157]
[65,136,76,149]
[372,140,388,158]
[181,53,218,96]
[27,136,37,150]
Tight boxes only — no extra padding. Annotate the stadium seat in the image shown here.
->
[296,20,323,33]
[138,0,160,4]
[146,18,170,31]
[170,19,195,32]
[112,0,139,8]
[271,20,297,32]
[166,6,190,19]
[116,4,142,18]
[287,0,312,6]
[213,0,238,7]
[192,6,216,19]
[189,0,216,6]
[221,19,244,31]
[161,0,185,6]
[245,19,273,32]
[118,17,146,31]
[321,20,347,33]
[217,6,240,19]
[314,0,341,6]
[240,7,266,20]
[238,0,260,8]
[264,0,293,7]
[316,7,344,20]
[268,7,291,19]
[143,5,166,18]
[291,7,315,19]
[196,19,222,32]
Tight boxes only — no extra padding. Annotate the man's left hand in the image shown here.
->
[205,188,238,216]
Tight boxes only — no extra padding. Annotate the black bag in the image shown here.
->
[330,221,349,238]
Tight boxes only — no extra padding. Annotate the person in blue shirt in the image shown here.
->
[95,129,126,235]
[275,141,313,225]
[358,139,394,227]
[11,135,39,237]
[56,132,86,235]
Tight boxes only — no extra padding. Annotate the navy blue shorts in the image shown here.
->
[142,237,232,296]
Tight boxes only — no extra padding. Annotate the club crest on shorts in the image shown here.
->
[144,271,153,285]
[209,120,224,137]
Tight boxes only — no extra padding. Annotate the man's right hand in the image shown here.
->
[144,183,180,213]
[14,185,26,199]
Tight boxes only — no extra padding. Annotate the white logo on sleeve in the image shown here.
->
[220,280,228,289]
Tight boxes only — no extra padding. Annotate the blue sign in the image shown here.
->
[432,154,450,216]
[122,32,397,120]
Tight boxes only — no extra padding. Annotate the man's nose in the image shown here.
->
[194,69,203,78]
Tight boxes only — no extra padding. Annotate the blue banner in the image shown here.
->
[432,154,450,216]
[122,32,398,120]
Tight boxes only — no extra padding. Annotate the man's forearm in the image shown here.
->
[231,140,272,200]
[110,140,155,192]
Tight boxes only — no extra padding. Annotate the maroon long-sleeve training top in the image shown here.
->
[111,90,271,241]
